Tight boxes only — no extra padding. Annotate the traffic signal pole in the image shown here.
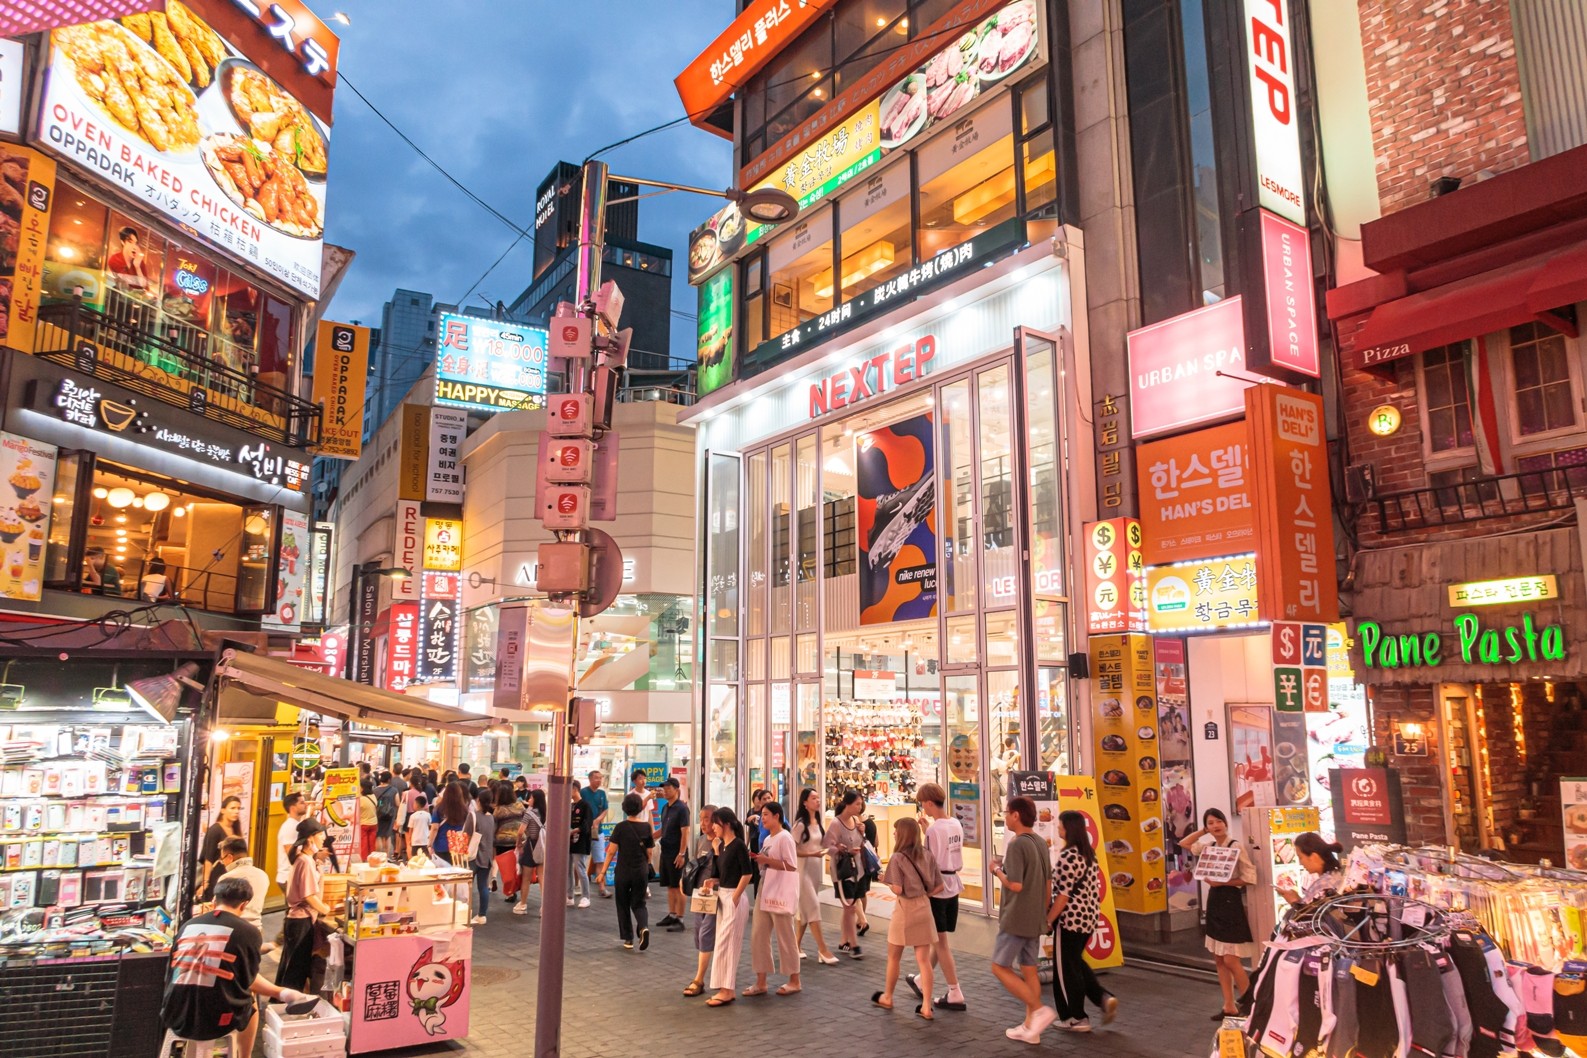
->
[532,159,607,1058]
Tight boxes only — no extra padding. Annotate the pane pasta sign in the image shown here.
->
[37,1,335,296]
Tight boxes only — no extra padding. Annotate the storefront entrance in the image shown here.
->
[702,320,1079,913]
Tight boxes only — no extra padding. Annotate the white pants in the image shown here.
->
[710,888,749,991]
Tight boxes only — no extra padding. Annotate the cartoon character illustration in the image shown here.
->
[406,946,466,1036]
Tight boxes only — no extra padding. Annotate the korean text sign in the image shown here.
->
[312,321,368,460]
[1082,518,1145,634]
[0,147,57,356]
[1145,556,1260,634]
[675,0,840,132]
[1087,634,1167,914]
[1136,422,1254,565]
[383,601,419,691]
[1246,387,1338,623]
[1126,297,1253,440]
[418,571,460,685]
[434,313,548,412]
[38,4,332,297]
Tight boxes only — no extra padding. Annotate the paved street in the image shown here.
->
[301,890,1222,1058]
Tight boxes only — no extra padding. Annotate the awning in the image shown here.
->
[1347,244,1587,370]
[213,650,492,736]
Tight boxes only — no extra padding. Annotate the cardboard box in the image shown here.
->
[261,999,345,1046]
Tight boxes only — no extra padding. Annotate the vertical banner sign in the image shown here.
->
[1269,708,1310,806]
[384,602,420,691]
[1153,637,1198,911]
[856,413,938,625]
[311,321,369,459]
[1011,771,1124,970]
[392,499,422,602]
[320,767,359,866]
[418,571,460,685]
[1243,0,1304,226]
[306,522,334,627]
[1136,422,1254,565]
[696,269,736,397]
[1253,211,1320,379]
[264,510,309,630]
[1089,634,1167,914]
[1094,392,1133,514]
[1247,387,1339,623]
[0,147,56,356]
[353,577,380,685]
[0,433,57,601]
[397,404,431,502]
[492,603,528,713]
[1083,518,1145,633]
[426,407,467,503]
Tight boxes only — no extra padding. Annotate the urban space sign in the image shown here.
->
[1358,613,1567,669]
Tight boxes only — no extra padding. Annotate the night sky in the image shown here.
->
[319,0,733,359]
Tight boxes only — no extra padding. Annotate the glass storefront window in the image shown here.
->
[747,450,768,637]
[796,683,820,796]
[795,434,819,631]
[796,633,819,675]
[1022,130,1057,217]
[987,668,1020,815]
[977,365,1016,601]
[835,163,913,301]
[984,610,1019,667]
[771,636,792,679]
[44,451,84,586]
[747,637,767,682]
[574,594,694,691]
[1037,663,1068,771]
[944,673,984,904]
[770,682,792,806]
[767,208,835,345]
[915,102,1016,260]
[1022,336,1064,596]
[940,379,976,612]
[708,639,739,683]
[747,682,767,795]
[945,613,978,665]
[820,424,858,580]
[770,442,792,634]
[836,0,907,62]
[706,453,739,638]
[706,684,738,808]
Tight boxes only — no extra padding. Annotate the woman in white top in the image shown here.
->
[745,800,802,996]
[1278,832,1345,907]
[791,787,839,964]
[821,790,868,960]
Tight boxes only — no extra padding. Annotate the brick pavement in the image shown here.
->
[326,888,1222,1058]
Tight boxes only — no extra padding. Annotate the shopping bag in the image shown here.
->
[496,850,521,899]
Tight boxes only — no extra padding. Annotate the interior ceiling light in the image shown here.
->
[172,507,186,518]
[106,487,136,509]
[93,487,109,499]
[809,240,896,299]
[143,492,170,512]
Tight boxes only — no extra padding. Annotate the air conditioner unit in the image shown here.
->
[1344,463,1376,503]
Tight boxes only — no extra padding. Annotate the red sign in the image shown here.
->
[1338,769,1394,826]
[189,0,339,124]
[1247,388,1339,623]
[1082,518,1145,633]
[383,603,419,692]
[676,0,840,138]
[808,335,935,419]
[1257,211,1319,378]
[1127,297,1254,439]
[422,571,458,597]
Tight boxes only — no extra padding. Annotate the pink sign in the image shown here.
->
[1259,211,1319,378]
[350,933,471,1053]
[383,603,420,691]
[1127,296,1253,439]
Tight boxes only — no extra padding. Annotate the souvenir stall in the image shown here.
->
[0,648,214,1058]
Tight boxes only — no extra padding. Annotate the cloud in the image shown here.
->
[321,0,733,356]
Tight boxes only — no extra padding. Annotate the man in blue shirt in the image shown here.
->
[580,770,611,898]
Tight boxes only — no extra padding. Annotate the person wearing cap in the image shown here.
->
[277,817,332,992]
[161,875,313,1056]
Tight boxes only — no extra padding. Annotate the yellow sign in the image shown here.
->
[1051,773,1127,969]
[322,767,359,799]
[0,147,57,356]
[423,517,463,572]
[311,321,369,459]
[1088,633,1166,915]
[1145,555,1261,633]
[1367,403,1402,437]
[1448,575,1559,608]
[1326,622,1354,677]
[397,404,431,502]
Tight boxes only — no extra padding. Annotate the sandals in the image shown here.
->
[706,995,736,1007]
[741,986,768,997]
[776,985,801,996]
[916,1003,934,1021]
[682,982,704,997]
[871,991,893,1010]
[858,922,871,937]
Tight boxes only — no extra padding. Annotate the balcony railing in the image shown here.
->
[33,300,320,447]
[1372,464,1587,533]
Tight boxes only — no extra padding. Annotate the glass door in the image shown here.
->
[943,672,986,907]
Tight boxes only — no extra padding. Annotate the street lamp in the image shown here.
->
[606,175,800,225]
[343,560,412,683]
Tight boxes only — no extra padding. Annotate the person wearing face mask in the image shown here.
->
[276,818,333,992]
[1184,808,1258,1020]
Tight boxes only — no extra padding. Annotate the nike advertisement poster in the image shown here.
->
[856,413,938,625]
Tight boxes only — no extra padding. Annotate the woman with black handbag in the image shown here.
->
[682,804,718,998]
[822,790,868,960]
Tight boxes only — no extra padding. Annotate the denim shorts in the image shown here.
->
[992,931,1041,969]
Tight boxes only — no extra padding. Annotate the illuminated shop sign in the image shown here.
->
[435,313,549,413]
[1358,613,1567,669]
[1447,576,1559,608]
[1144,555,1261,634]
[1243,0,1305,226]
[747,217,1022,376]
[807,335,935,419]
[46,376,307,488]
[1126,297,1253,440]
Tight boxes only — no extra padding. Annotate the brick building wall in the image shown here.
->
[1369,683,1447,846]
[1358,0,1531,215]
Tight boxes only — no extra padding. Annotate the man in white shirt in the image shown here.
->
[217,837,269,934]
[275,792,310,891]
[909,782,967,1011]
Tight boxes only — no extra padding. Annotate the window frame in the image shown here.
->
[1501,321,1586,451]
[1413,344,1479,472]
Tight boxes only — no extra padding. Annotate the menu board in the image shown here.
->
[1088,633,1166,913]
[0,432,57,602]
[39,7,329,297]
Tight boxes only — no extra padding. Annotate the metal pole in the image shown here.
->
[533,158,608,1058]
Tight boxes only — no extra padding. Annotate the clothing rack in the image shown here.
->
[1299,893,1451,954]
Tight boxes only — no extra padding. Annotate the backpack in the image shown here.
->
[375,785,399,826]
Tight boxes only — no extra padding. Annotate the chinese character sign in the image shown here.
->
[418,571,460,685]
[434,314,548,413]
[0,147,56,356]
[1145,556,1260,633]
[1082,518,1145,633]
[1088,634,1167,914]
[1136,421,1254,565]
[1246,388,1339,623]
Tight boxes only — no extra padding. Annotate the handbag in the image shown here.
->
[464,816,482,860]
[681,853,711,895]
[690,889,718,915]
[861,840,881,879]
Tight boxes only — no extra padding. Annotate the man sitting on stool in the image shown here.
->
[161,876,312,1056]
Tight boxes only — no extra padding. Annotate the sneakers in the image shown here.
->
[657,914,679,927]
[566,898,575,907]
[623,940,634,949]
[1102,995,1119,1025]
[638,927,651,952]
[600,888,613,899]
[1062,1018,1093,1033]
[1005,1025,1041,1044]
[577,897,590,909]
[1028,1006,1058,1036]
[468,915,487,925]
[848,945,863,960]
[666,921,686,932]
[512,904,528,915]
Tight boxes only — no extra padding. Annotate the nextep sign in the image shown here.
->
[1126,297,1254,439]
[1244,0,1305,225]
[808,335,936,419]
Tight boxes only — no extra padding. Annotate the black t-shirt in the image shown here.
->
[200,823,229,863]
[609,820,654,880]
[658,799,690,849]
[570,800,593,855]
[716,838,752,889]
[161,910,263,1041]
